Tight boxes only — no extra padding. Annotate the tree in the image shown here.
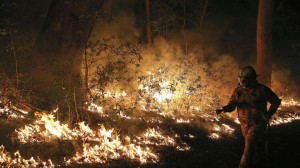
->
[29,0,105,113]
[256,0,273,87]
[197,0,208,33]
[145,0,152,47]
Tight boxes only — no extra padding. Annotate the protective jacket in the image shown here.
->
[223,81,281,125]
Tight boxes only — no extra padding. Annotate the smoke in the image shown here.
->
[272,68,300,99]
[90,0,138,41]
[86,0,299,112]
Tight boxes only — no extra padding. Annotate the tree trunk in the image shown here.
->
[133,0,146,43]
[145,0,152,47]
[196,0,208,33]
[30,0,105,110]
[256,0,273,87]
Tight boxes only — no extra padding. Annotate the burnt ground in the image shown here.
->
[158,120,300,168]
[1,111,300,168]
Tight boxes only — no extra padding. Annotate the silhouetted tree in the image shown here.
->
[30,0,105,112]
[256,0,273,87]
[146,0,152,47]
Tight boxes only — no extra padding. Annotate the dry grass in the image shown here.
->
[1,108,300,168]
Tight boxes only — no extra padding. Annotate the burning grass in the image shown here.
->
[0,145,54,168]
[1,97,299,167]
[4,108,193,166]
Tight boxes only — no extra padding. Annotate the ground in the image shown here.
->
[0,109,300,168]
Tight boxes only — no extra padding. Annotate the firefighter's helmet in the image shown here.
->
[238,66,258,79]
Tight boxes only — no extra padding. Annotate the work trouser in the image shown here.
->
[239,121,267,168]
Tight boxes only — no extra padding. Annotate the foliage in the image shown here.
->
[84,36,237,116]
[151,1,177,37]
[150,0,202,37]
[0,0,36,74]
[64,0,113,23]
[84,36,142,113]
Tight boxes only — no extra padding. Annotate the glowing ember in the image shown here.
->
[208,122,236,139]
[208,133,220,139]
[135,127,190,151]
[221,123,235,134]
[104,91,127,98]
[176,118,191,123]
[0,105,28,119]
[281,97,300,107]
[187,134,195,139]
[87,102,104,115]
[136,128,174,146]
[270,112,300,126]
[199,112,220,122]
[234,118,240,124]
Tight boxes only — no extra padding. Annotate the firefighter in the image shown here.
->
[216,66,281,168]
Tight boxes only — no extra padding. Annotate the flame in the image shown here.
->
[0,105,28,119]
[270,112,300,126]
[208,133,220,139]
[0,145,54,167]
[152,81,175,102]
[176,118,191,123]
[87,102,104,114]
[15,111,192,165]
[3,69,300,166]
[17,111,74,143]
[1,33,300,167]
[65,125,161,165]
[208,123,236,140]
[281,97,300,107]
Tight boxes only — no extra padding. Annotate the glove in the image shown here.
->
[215,109,223,114]
[262,113,271,121]
[222,105,232,112]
